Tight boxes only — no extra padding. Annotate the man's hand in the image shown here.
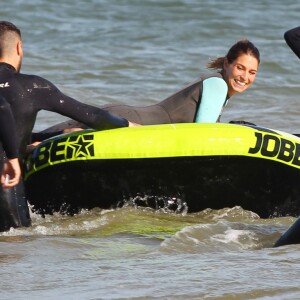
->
[1,158,21,189]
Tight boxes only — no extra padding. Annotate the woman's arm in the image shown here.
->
[194,77,228,123]
[31,76,131,130]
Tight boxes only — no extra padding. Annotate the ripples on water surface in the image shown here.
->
[1,208,300,299]
[1,0,300,299]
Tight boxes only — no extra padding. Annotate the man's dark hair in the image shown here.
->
[0,21,22,57]
[0,21,21,38]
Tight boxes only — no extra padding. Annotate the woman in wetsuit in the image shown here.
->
[43,38,260,132]
[284,26,300,59]
[106,39,260,124]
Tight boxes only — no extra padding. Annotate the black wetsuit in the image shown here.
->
[284,26,300,59]
[0,95,19,159]
[0,96,24,231]
[41,72,230,133]
[0,62,130,231]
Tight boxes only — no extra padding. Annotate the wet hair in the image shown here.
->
[206,39,260,70]
[0,21,22,57]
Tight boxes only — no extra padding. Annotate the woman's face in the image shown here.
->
[223,53,259,97]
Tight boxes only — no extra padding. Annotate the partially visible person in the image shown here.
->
[0,20,139,231]
[0,95,21,189]
[0,95,26,231]
[273,27,300,248]
[43,38,260,133]
[284,26,300,59]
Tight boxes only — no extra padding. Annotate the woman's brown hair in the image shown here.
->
[207,39,260,70]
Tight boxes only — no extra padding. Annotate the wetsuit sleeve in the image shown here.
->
[284,27,300,59]
[31,131,64,143]
[0,97,19,158]
[31,76,129,130]
[194,77,228,123]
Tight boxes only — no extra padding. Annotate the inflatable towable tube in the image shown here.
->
[24,123,300,217]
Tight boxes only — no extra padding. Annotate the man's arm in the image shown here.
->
[31,76,132,130]
[0,97,19,158]
[0,96,21,188]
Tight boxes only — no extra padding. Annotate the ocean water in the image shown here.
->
[1,0,300,299]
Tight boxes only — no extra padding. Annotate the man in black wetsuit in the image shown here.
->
[0,21,138,231]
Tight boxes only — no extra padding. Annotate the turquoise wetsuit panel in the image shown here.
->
[195,77,228,123]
